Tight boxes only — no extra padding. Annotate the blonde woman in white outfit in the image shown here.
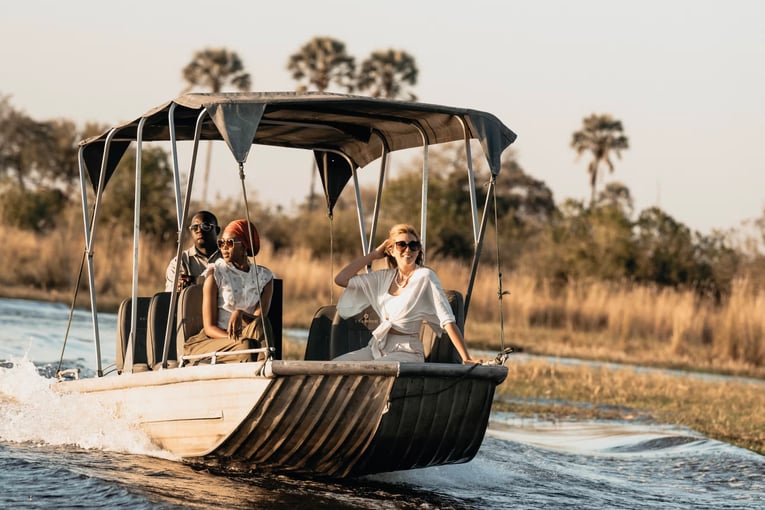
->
[333,223,478,364]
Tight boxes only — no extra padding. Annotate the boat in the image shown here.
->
[52,92,517,478]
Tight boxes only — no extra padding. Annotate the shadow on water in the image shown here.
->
[0,442,473,510]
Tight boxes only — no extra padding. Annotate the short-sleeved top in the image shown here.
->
[337,267,455,347]
[165,246,221,291]
[207,258,274,329]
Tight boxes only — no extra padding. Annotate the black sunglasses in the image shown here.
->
[217,239,242,248]
[189,222,216,233]
[394,240,421,252]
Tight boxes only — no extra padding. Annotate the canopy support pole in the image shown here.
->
[366,131,389,268]
[457,116,480,245]
[82,128,118,377]
[126,117,147,373]
[464,175,495,320]
[162,108,208,367]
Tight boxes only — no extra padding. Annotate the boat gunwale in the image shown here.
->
[52,360,507,393]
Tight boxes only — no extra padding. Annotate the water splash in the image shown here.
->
[0,356,174,460]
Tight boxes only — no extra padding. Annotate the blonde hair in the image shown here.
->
[385,223,423,268]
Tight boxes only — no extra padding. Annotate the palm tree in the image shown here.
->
[182,48,252,203]
[287,36,355,93]
[571,114,629,207]
[356,49,419,100]
[287,37,356,209]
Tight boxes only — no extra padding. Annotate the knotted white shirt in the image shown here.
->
[205,259,274,329]
[337,267,455,358]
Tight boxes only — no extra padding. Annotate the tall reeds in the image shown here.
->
[3,222,763,369]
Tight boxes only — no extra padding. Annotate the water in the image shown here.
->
[2,298,764,509]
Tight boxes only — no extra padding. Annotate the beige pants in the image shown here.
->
[185,316,273,364]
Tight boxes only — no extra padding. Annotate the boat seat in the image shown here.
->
[328,290,464,363]
[177,283,204,365]
[420,290,464,364]
[176,279,284,365]
[115,297,151,373]
[304,305,336,360]
[329,306,379,359]
[146,291,179,369]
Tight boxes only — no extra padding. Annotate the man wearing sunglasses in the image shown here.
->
[164,211,222,292]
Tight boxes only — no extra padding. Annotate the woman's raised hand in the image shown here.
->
[373,240,390,259]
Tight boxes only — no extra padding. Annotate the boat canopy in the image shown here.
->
[74,92,518,377]
[80,92,517,208]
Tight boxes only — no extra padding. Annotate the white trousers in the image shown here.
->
[333,334,424,362]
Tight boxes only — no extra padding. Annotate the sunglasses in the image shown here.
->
[189,222,216,233]
[394,240,421,252]
[217,239,242,248]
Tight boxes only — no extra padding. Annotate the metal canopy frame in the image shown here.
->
[75,92,517,375]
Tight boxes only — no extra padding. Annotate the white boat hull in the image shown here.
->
[53,360,506,477]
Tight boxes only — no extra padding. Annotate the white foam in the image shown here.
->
[487,415,702,455]
[0,356,176,460]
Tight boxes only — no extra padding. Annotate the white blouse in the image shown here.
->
[337,267,455,357]
[206,258,274,329]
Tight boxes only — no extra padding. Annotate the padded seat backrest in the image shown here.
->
[116,297,151,373]
[175,278,284,365]
[304,305,336,361]
[177,284,204,364]
[421,290,464,364]
[146,291,179,370]
[329,306,379,359]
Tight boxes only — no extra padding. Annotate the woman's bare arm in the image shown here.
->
[334,240,389,287]
[443,322,480,364]
[202,276,228,338]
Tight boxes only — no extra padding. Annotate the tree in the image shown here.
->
[633,207,695,288]
[287,37,356,210]
[181,48,252,203]
[594,181,634,217]
[0,95,54,191]
[287,36,356,93]
[100,146,177,240]
[571,114,629,206]
[0,97,86,230]
[356,49,418,100]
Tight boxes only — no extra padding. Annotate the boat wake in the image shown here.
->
[2,357,763,509]
[0,357,175,460]
[487,413,707,456]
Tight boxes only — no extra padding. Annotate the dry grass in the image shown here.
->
[3,221,765,373]
[5,219,764,455]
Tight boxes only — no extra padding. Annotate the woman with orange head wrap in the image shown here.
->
[184,219,273,363]
[222,219,260,257]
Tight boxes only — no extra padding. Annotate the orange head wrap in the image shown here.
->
[223,219,260,256]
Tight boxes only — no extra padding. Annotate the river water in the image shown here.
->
[1,297,763,509]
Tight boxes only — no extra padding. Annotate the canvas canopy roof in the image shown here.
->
[80,92,517,210]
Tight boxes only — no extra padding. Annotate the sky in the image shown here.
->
[2,0,764,235]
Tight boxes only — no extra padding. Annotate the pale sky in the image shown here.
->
[3,0,764,235]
